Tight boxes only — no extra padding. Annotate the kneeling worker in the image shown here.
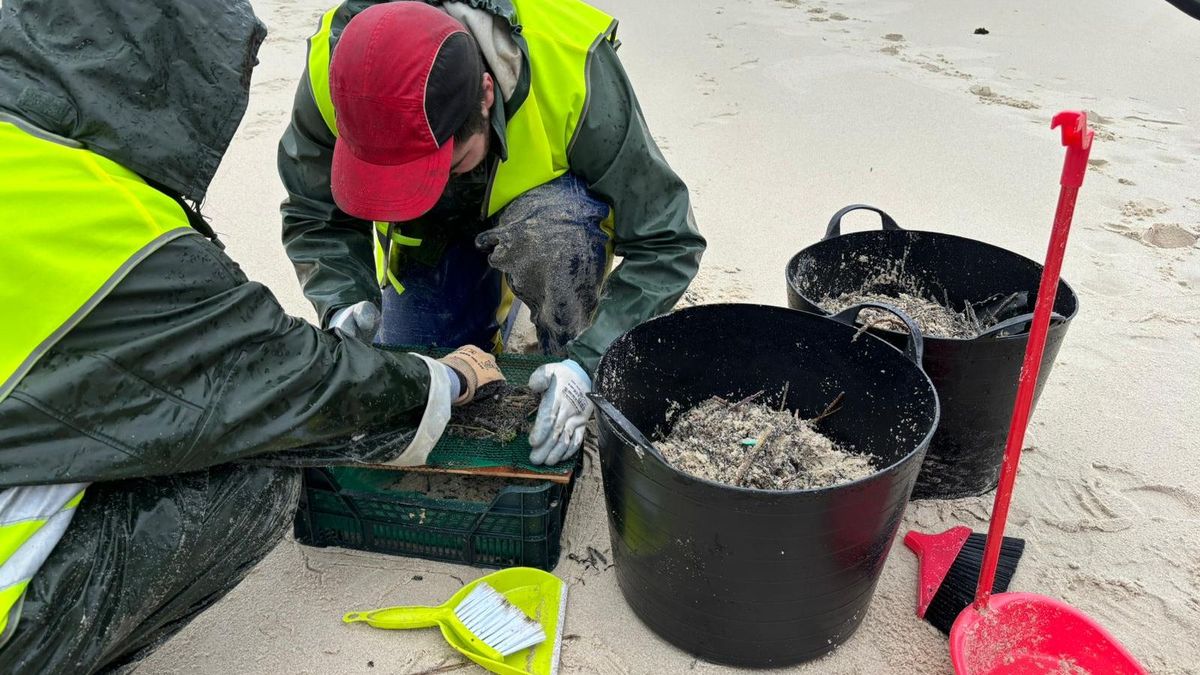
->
[278,1,706,467]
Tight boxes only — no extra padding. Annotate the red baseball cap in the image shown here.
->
[329,3,483,222]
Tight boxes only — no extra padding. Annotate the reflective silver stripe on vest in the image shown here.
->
[0,484,88,646]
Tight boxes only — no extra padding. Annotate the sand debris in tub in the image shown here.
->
[813,262,993,338]
[821,289,987,338]
[655,393,876,490]
[448,384,538,443]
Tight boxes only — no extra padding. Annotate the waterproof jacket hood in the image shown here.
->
[0,0,266,204]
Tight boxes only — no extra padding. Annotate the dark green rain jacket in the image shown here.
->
[278,0,706,373]
[0,0,439,488]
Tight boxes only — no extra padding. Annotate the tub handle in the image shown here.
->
[977,311,1067,339]
[824,204,904,240]
[588,393,665,461]
[830,302,926,365]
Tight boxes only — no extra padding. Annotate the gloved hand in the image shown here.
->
[528,360,593,465]
[328,300,381,342]
[438,345,505,405]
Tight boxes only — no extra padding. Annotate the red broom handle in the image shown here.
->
[975,112,1093,607]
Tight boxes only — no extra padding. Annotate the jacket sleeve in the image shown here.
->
[277,66,380,327]
[565,40,706,373]
[0,234,443,487]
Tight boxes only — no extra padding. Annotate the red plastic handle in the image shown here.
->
[975,111,1093,607]
[1051,111,1094,188]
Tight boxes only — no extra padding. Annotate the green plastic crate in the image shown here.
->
[293,465,575,570]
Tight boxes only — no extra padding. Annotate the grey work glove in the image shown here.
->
[475,182,608,356]
[528,359,593,465]
[327,300,380,342]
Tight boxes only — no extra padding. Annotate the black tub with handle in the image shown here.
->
[592,303,939,667]
[785,205,1079,499]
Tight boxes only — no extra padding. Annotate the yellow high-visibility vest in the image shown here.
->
[0,119,194,401]
[0,118,194,643]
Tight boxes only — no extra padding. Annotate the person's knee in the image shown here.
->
[203,465,301,550]
[497,173,609,241]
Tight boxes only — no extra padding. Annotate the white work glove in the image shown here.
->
[328,301,380,341]
[528,360,593,466]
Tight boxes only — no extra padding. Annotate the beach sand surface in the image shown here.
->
[140,1,1200,672]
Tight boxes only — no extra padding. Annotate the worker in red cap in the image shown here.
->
[278,1,706,467]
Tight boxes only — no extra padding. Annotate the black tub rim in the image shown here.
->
[593,302,942,497]
[784,226,1081,344]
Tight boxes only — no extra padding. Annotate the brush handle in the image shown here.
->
[343,605,447,629]
[975,112,1093,607]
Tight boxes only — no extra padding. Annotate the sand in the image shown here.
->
[656,396,876,490]
[139,0,1200,673]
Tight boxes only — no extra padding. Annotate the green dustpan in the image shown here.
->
[343,567,567,675]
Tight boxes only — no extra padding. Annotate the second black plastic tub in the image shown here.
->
[592,304,939,667]
[786,205,1079,499]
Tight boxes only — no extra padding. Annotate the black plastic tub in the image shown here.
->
[592,303,939,667]
[786,205,1078,499]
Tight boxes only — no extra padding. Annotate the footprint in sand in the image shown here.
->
[1063,574,1198,636]
[1153,153,1188,166]
[1124,114,1185,127]
[251,76,294,94]
[1140,223,1199,249]
[239,108,288,140]
[1120,199,1171,220]
[879,34,905,56]
[969,85,1039,110]
[695,72,718,96]
[1028,476,1137,534]
[690,108,740,131]
[678,265,751,308]
[706,32,725,49]
[1023,457,1200,534]
[1093,462,1200,521]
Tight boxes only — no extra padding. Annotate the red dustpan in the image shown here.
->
[948,111,1147,675]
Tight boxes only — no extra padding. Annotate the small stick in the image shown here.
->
[447,424,501,436]
[809,392,846,425]
[732,390,766,409]
[851,317,893,342]
[734,425,777,487]
[778,382,790,412]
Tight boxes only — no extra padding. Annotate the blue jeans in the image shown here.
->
[377,173,610,355]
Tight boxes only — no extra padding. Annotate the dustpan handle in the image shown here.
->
[975,111,1093,607]
[343,605,445,629]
